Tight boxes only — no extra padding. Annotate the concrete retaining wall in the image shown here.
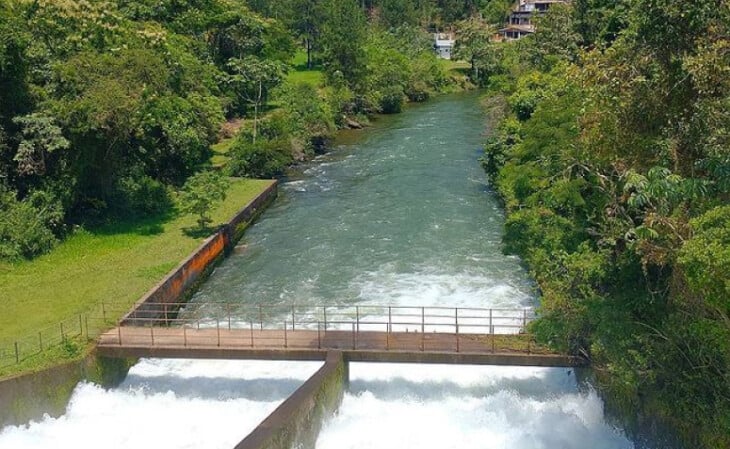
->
[235,351,347,449]
[0,352,134,428]
[122,180,278,324]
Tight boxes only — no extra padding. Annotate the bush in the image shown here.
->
[112,175,174,217]
[0,187,61,259]
[227,137,293,179]
[178,171,228,230]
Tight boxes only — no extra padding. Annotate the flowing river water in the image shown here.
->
[1,93,664,448]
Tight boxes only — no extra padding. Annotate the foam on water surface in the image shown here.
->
[317,364,633,449]
[0,359,321,449]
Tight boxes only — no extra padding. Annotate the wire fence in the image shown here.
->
[0,301,120,369]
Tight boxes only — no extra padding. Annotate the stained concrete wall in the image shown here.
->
[235,351,347,449]
[0,352,133,428]
[122,180,278,324]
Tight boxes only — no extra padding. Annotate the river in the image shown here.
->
[0,93,661,449]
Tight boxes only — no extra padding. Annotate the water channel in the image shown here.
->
[1,93,663,448]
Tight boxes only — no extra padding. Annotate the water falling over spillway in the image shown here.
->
[1,93,663,448]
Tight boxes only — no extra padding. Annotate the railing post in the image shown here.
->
[292,306,296,331]
[323,307,328,331]
[388,306,392,333]
[217,319,221,347]
[522,308,527,331]
[386,322,390,350]
[118,326,122,345]
[79,314,83,336]
[317,321,321,349]
[421,307,425,351]
[284,321,288,348]
[183,326,187,347]
[489,309,493,334]
[250,321,254,348]
[150,326,154,346]
[39,332,43,351]
[455,308,459,353]
[14,341,19,364]
[421,307,425,334]
[85,315,89,338]
[356,306,360,334]
[259,305,263,330]
[352,323,356,350]
[227,304,232,330]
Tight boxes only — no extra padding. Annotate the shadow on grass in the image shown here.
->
[85,208,178,237]
[181,225,217,239]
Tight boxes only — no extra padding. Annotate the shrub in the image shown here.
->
[0,187,61,259]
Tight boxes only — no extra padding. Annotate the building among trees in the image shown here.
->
[498,0,569,40]
[433,33,455,59]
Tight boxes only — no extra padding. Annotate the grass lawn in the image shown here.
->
[287,49,324,87]
[0,178,274,350]
[211,138,235,168]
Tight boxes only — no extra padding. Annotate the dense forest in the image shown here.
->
[1,0,728,447]
[0,0,478,260]
[475,1,729,447]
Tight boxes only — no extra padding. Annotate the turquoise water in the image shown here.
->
[193,93,534,311]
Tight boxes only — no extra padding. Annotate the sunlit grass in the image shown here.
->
[0,179,274,350]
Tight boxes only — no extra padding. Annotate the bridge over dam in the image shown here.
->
[95,303,584,449]
[97,303,584,368]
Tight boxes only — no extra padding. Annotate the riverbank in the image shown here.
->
[0,178,274,379]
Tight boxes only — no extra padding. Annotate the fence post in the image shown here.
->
[292,306,296,331]
[183,326,187,347]
[118,326,122,345]
[522,309,527,331]
[386,322,390,350]
[60,323,65,342]
[388,306,392,333]
[227,304,232,330]
[352,323,356,350]
[39,332,43,351]
[78,314,83,336]
[317,321,321,349]
[85,315,89,339]
[489,309,493,334]
[250,321,254,347]
[356,306,360,334]
[259,305,263,330]
[150,326,154,346]
[421,307,425,334]
[455,308,459,353]
[421,307,425,351]
[323,307,328,331]
[284,321,288,348]
[14,342,19,364]
[217,319,221,347]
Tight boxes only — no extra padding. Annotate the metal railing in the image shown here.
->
[2,302,538,368]
[115,302,535,334]
[100,303,541,355]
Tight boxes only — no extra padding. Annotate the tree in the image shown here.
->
[178,171,229,230]
[225,56,287,143]
[453,16,496,84]
[287,0,326,68]
[320,0,368,90]
[12,114,69,176]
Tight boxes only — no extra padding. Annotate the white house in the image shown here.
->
[434,33,455,60]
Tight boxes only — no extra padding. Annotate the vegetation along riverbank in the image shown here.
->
[0,0,478,377]
[473,1,729,447]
